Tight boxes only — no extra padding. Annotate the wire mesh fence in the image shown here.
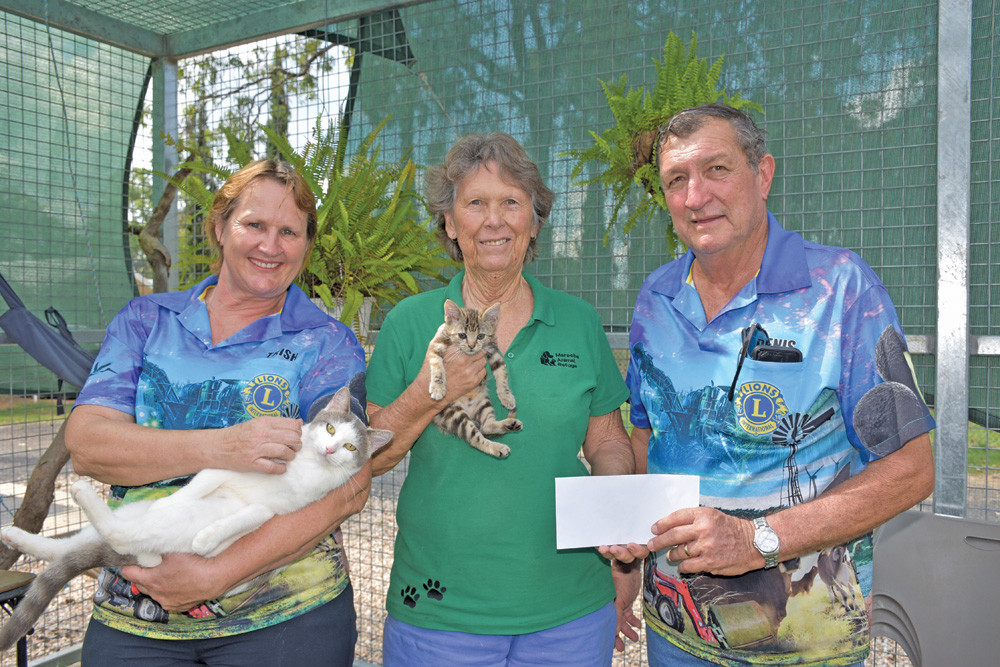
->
[0,1,997,665]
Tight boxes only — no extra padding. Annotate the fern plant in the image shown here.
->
[563,32,761,248]
[160,116,455,337]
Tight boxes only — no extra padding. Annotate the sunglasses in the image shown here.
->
[727,322,769,401]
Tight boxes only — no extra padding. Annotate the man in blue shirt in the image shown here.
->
[609,104,934,666]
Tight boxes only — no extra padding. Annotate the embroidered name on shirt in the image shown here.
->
[734,381,789,436]
[267,348,298,362]
[540,351,579,368]
[242,373,292,417]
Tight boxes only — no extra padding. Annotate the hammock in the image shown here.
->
[0,271,94,389]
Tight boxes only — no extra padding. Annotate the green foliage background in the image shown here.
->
[562,32,761,249]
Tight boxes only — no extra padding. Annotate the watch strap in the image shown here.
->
[752,516,779,568]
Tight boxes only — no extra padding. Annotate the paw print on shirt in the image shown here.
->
[423,579,446,600]
[401,585,420,608]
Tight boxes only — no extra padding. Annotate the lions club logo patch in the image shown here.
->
[242,374,291,417]
[734,381,788,436]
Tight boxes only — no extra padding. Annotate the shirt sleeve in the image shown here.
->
[586,307,628,417]
[839,283,935,462]
[298,322,367,422]
[74,300,153,415]
[625,350,651,430]
[365,304,415,409]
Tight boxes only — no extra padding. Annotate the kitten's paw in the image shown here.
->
[505,419,523,432]
[491,444,511,458]
[498,395,516,411]
[429,378,446,401]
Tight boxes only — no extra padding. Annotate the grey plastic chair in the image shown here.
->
[871,509,1000,667]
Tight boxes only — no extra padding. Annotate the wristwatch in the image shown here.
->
[752,516,780,568]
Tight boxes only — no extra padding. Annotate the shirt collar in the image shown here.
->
[756,211,811,294]
[147,274,327,339]
[650,211,811,298]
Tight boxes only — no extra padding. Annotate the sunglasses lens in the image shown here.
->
[743,323,768,354]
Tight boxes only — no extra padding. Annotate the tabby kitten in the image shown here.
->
[427,299,522,458]
[0,385,391,651]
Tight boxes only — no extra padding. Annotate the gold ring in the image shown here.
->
[683,544,692,558]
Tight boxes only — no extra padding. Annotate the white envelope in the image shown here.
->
[554,474,700,549]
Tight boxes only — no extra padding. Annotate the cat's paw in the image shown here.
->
[136,553,162,568]
[70,479,93,504]
[429,377,446,401]
[505,419,523,432]
[498,394,516,411]
[191,529,219,556]
[0,527,22,547]
[491,443,511,458]
[401,585,420,608]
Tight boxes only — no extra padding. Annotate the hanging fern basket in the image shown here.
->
[562,31,762,249]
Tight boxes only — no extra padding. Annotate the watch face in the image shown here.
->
[755,531,779,553]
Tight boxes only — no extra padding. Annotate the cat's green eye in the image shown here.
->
[326,424,336,435]
[457,333,467,339]
[344,443,357,451]
[477,333,485,340]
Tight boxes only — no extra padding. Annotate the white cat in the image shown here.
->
[0,385,391,650]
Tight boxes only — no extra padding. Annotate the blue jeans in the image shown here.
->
[646,626,864,667]
[383,601,617,666]
[81,583,357,666]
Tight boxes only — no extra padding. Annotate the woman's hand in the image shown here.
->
[210,416,303,474]
[612,559,643,651]
[123,552,224,612]
[67,406,303,485]
[599,542,651,565]
[418,345,488,404]
[122,464,371,613]
[370,348,487,475]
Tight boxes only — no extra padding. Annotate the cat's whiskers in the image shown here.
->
[334,469,366,501]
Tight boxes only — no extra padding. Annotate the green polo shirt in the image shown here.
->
[367,271,627,634]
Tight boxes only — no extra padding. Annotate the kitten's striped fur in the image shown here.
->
[428,299,521,458]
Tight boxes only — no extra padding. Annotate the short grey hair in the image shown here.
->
[425,132,554,264]
[657,103,767,173]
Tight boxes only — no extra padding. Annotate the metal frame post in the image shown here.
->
[935,0,972,517]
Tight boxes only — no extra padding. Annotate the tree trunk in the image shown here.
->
[0,420,71,569]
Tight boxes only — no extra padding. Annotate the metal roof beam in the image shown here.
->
[0,0,165,57]
[1,0,432,58]
[166,0,430,57]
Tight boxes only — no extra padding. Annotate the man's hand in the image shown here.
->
[648,507,759,576]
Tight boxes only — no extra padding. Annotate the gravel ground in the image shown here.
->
[2,420,994,666]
